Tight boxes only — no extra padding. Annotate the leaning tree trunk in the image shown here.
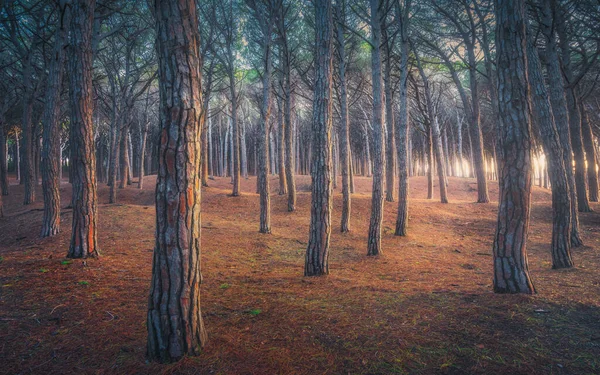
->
[540,0,583,246]
[147,0,207,363]
[492,0,535,294]
[366,0,385,256]
[67,0,99,259]
[305,0,333,275]
[526,25,573,269]
[41,2,69,238]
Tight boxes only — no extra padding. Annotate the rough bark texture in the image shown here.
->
[367,0,385,256]
[41,2,69,238]
[257,13,273,234]
[493,0,535,294]
[394,0,410,236]
[526,25,573,269]
[305,0,333,275]
[147,0,207,363]
[539,0,583,247]
[556,7,591,213]
[67,0,99,259]
[335,0,350,232]
[382,24,395,203]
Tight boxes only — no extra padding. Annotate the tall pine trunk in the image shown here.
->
[41,2,69,237]
[335,0,350,232]
[67,0,99,259]
[147,0,207,362]
[305,0,333,275]
[395,0,410,236]
[493,0,535,294]
[367,0,385,256]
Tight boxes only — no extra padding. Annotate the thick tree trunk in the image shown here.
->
[493,0,535,294]
[41,3,69,237]
[540,0,583,246]
[67,0,99,259]
[367,0,385,256]
[526,25,573,268]
[147,0,207,363]
[305,0,333,275]
[335,0,350,232]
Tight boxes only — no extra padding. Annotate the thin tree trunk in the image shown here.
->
[367,0,385,256]
[147,0,207,362]
[0,128,8,196]
[41,2,69,237]
[336,1,350,231]
[67,0,99,259]
[580,104,598,202]
[277,101,287,195]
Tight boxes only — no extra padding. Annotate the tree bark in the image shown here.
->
[382,22,395,203]
[147,0,207,362]
[367,0,385,256]
[41,2,69,238]
[305,0,333,275]
[395,0,410,236]
[539,0,583,246]
[526,23,573,268]
[493,0,535,294]
[335,0,350,232]
[67,0,99,259]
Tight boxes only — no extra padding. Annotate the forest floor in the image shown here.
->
[0,174,599,375]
